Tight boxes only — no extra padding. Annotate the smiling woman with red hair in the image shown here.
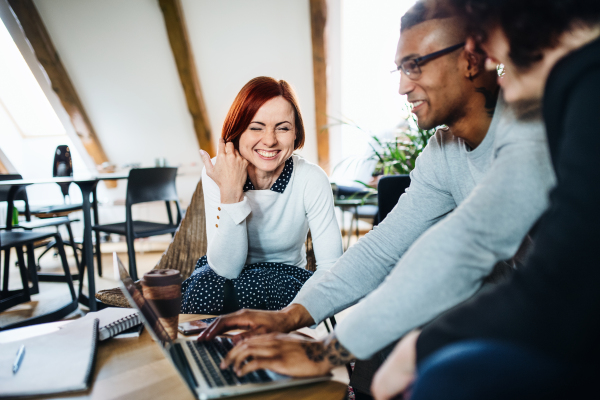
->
[180,77,343,314]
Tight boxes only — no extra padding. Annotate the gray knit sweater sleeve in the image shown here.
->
[291,132,458,325]
[335,109,556,359]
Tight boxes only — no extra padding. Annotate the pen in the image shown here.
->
[12,345,25,374]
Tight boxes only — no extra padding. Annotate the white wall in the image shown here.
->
[0,0,318,233]
[33,0,202,170]
[32,0,318,169]
[29,0,318,206]
[181,0,317,164]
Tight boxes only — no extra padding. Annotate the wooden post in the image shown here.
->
[7,0,109,170]
[0,160,8,174]
[158,0,214,157]
[310,0,329,172]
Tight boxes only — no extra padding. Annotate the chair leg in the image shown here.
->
[126,234,138,281]
[64,222,81,278]
[26,244,39,295]
[92,186,103,278]
[346,211,355,250]
[2,250,10,293]
[36,239,56,265]
[54,234,77,302]
[1,238,79,329]
[95,230,103,277]
[77,243,86,300]
[329,315,337,328]
[15,247,31,303]
[354,206,360,242]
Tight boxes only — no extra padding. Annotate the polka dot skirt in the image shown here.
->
[180,255,313,314]
[243,157,293,193]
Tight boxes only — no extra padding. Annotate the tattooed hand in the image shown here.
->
[221,332,354,378]
[304,334,354,366]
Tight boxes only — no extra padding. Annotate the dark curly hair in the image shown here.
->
[449,0,600,69]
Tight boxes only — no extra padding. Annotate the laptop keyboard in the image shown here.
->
[186,337,273,388]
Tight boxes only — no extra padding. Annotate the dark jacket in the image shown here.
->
[417,36,600,366]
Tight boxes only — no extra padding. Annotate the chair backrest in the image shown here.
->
[152,179,207,279]
[53,145,73,199]
[126,167,179,206]
[0,174,29,227]
[0,174,26,202]
[377,175,411,223]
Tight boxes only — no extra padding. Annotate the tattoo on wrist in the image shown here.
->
[300,334,354,367]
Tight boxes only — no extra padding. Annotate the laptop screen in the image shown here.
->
[115,253,173,346]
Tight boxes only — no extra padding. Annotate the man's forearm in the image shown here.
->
[301,333,355,369]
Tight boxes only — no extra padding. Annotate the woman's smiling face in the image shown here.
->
[237,96,297,173]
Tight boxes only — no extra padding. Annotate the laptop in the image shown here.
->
[114,253,329,399]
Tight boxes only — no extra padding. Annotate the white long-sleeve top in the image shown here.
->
[202,155,343,280]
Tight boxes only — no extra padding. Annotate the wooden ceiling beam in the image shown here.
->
[7,0,109,168]
[310,0,330,173]
[158,0,214,157]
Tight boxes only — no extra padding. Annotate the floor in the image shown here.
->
[0,242,164,328]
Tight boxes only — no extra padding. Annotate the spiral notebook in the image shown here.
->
[82,307,143,341]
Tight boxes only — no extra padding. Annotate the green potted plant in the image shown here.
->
[329,104,437,185]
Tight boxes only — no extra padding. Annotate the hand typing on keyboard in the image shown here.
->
[220,332,355,378]
[186,337,273,388]
[197,305,315,343]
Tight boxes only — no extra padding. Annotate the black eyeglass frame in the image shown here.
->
[392,42,466,80]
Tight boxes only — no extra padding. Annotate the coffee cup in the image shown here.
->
[141,269,182,340]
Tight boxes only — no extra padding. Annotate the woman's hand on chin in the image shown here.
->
[200,138,248,204]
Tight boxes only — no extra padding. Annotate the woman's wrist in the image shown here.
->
[220,188,244,204]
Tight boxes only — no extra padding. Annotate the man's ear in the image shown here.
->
[464,37,485,79]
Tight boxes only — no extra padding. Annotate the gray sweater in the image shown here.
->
[291,98,556,359]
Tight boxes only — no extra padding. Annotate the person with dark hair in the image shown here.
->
[194,1,555,395]
[180,76,343,314]
[371,1,600,399]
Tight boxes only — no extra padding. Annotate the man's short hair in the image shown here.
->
[449,0,600,69]
[400,0,457,32]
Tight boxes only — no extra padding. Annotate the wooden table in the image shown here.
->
[0,174,128,311]
[0,314,348,400]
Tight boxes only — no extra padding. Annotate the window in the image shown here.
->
[0,18,65,137]
[338,0,416,159]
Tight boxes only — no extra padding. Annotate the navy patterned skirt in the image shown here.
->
[180,255,313,314]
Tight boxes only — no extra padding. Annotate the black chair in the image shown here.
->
[0,229,78,330]
[0,174,82,288]
[377,175,411,223]
[92,168,182,281]
[21,146,84,273]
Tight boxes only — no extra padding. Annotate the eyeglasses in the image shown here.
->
[391,42,466,81]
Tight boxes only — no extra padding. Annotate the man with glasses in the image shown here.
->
[198,1,555,396]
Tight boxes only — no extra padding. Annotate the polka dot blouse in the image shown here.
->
[243,157,293,193]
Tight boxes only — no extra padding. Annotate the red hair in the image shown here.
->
[222,77,305,150]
